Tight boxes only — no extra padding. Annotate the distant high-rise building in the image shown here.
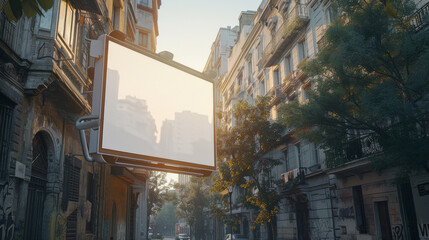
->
[204,25,239,127]
[116,96,157,145]
[159,111,213,162]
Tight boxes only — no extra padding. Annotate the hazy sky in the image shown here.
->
[157,0,263,72]
[155,0,263,182]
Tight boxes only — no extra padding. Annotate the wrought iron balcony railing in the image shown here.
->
[295,57,309,81]
[267,84,284,106]
[281,70,295,94]
[326,133,383,168]
[410,2,429,31]
[262,3,309,68]
[0,14,16,50]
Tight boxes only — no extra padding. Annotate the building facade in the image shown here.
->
[209,0,429,239]
[0,0,161,239]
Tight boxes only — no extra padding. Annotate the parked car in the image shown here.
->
[224,234,249,240]
[177,233,190,240]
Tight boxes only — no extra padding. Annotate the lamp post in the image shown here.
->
[228,186,233,237]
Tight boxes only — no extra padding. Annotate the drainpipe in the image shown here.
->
[75,115,99,162]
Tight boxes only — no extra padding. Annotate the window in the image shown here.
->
[284,55,292,76]
[0,95,15,179]
[259,79,265,96]
[273,68,280,86]
[326,5,337,25]
[298,86,306,104]
[237,75,242,87]
[295,142,301,168]
[113,4,120,30]
[283,148,289,172]
[257,37,263,59]
[247,55,252,78]
[138,0,150,7]
[139,32,149,48]
[298,39,307,62]
[58,0,76,49]
[61,156,81,211]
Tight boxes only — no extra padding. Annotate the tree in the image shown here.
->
[175,177,211,240]
[278,0,429,176]
[1,0,54,21]
[148,171,169,217]
[148,171,171,239]
[152,202,179,237]
[212,96,283,240]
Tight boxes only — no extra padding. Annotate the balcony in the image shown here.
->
[295,57,308,81]
[262,3,309,68]
[317,33,328,51]
[268,84,284,106]
[70,0,107,15]
[280,167,307,190]
[326,133,383,168]
[410,2,429,31]
[0,14,16,50]
[281,71,296,94]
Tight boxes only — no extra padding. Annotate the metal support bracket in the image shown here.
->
[76,115,100,162]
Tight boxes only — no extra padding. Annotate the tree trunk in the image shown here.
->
[267,216,277,240]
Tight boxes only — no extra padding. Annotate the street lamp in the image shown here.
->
[228,186,233,236]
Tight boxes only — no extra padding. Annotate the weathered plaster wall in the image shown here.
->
[103,174,129,240]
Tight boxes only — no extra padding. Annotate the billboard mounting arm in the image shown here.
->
[76,115,100,162]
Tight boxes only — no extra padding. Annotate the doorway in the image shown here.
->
[375,201,393,240]
[296,196,310,240]
[24,132,49,239]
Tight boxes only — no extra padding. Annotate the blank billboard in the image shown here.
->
[98,37,215,171]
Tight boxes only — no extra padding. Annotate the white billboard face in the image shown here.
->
[99,37,215,171]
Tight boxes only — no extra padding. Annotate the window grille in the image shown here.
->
[0,97,14,179]
[62,156,81,211]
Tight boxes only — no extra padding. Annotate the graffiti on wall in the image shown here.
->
[338,207,354,219]
[55,213,67,240]
[419,223,429,239]
[0,181,15,240]
[392,224,403,240]
[311,219,331,239]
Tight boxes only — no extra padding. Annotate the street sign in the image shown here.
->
[87,35,215,176]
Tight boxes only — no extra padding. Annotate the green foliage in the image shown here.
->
[148,172,170,217]
[278,0,429,175]
[1,0,54,21]
[174,177,211,240]
[152,202,179,237]
[213,96,283,239]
